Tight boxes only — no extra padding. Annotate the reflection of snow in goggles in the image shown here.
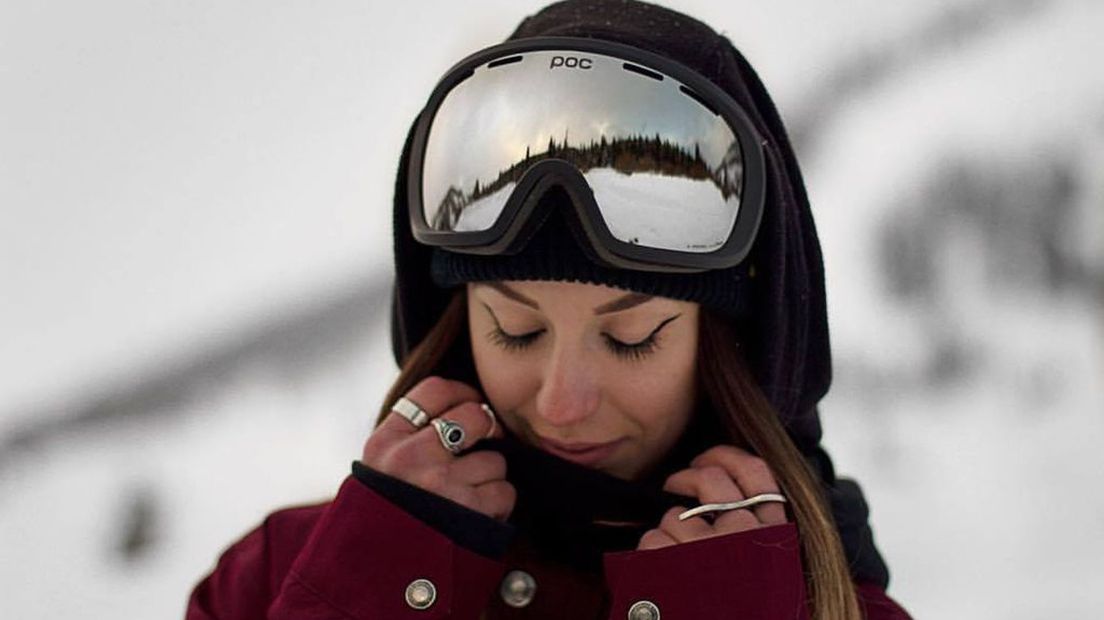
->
[408,37,767,273]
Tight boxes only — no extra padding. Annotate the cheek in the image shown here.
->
[470,338,536,421]
[614,342,698,442]
[620,370,695,433]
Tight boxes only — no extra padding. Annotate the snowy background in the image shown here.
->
[2,0,1101,617]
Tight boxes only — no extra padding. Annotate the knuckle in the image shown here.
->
[742,456,773,483]
[481,481,516,513]
[708,444,734,457]
[483,452,508,478]
[412,463,450,493]
[761,505,788,524]
[371,448,403,475]
[360,437,387,465]
[499,482,517,507]
[417,375,449,394]
[416,375,480,403]
[695,444,731,464]
[639,529,666,549]
[448,402,484,429]
[490,479,515,499]
[384,439,423,468]
[455,400,483,416]
[664,468,694,486]
[700,465,729,482]
[662,506,685,524]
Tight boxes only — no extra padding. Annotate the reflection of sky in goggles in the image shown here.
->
[410,39,766,272]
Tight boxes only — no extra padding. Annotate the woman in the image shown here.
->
[188,1,911,618]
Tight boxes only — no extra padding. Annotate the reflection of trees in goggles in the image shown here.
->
[430,131,744,232]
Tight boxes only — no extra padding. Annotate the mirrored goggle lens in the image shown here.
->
[421,50,745,254]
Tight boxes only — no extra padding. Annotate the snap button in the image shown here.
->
[499,569,537,608]
[628,599,661,620]
[405,578,437,610]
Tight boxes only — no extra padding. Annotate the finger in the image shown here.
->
[638,528,678,550]
[474,480,516,521]
[658,506,712,543]
[449,451,507,486]
[691,446,787,524]
[410,401,496,456]
[371,400,497,480]
[665,467,763,534]
[712,503,761,534]
[748,500,787,526]
[664,466,745,505]
[377,376,484,436]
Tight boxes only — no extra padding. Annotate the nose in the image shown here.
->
[534,342,600,428]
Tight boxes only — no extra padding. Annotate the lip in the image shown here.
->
[536,436,625,467]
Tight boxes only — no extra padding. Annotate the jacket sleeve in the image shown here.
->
[187,476,507,619]
[603,523,809,619]
[602,523,912,619]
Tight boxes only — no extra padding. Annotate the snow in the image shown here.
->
[584,169,733,251]
[455,182,517,231]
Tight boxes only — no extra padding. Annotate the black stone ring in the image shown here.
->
[431,418,466,455]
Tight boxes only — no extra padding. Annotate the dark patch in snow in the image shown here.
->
[114,484,158,564]
[878,154,1088,302]
[923,333,976,387]
[0,273,393,470]
[790,0,1048,157]
[869,151,1096,404]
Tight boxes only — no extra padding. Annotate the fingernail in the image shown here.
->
[481,403,496,417]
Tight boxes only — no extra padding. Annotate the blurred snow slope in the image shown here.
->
[2,1,1102,618]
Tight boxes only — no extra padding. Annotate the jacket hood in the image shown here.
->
[389,0,889,587]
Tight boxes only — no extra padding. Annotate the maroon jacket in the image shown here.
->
[188,476,910,619]
[189,4,916,618]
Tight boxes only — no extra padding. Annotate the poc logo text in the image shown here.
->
[550,56,593,70]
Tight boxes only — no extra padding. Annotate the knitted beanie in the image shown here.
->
[429,186,753,319]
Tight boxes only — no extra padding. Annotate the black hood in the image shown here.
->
[388,0,889,587]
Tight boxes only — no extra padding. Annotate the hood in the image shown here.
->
[392,0,828,453]
[388,0,889,587]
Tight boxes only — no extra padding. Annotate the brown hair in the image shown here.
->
[378,287,860,619]
[698,306,861,619]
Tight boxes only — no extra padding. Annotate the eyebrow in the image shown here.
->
[478,282,655,315]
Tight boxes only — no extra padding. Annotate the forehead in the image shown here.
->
[471,280,688,315]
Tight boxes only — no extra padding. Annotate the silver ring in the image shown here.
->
[431,418,466,455]
[391,396,431,429]
[677,493,788,521]
[480,403,497,439]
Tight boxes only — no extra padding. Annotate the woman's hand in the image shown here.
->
[638,445,789,550]
[361,376,515,521]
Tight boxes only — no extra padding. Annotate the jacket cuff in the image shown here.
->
[284,476,505,619]
[351,460,515,558]
[603,523,809,619]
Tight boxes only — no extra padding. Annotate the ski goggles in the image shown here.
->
[407,37,766,273]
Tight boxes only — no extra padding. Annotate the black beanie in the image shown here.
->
[429,186,753,319]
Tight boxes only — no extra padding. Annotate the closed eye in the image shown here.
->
[485,312,681,362]
[486,326,544,352]
[603,313,680,361]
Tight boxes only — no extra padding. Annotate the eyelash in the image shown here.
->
[485,322,668,362]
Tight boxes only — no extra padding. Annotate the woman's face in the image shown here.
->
[467,279,699,480]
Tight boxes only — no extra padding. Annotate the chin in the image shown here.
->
[603,459,642,481]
